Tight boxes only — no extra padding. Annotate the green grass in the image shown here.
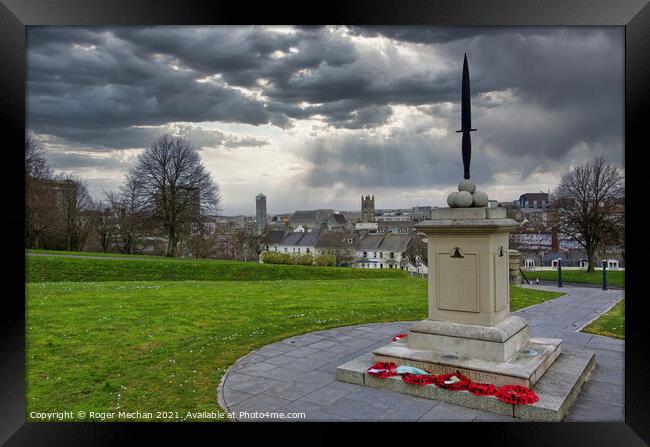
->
[509,287,565,311]
[581,299,625,340]
[26,254,406,282]
[25,255,566,422]
[27,249,168,259]
[525,269,624,288]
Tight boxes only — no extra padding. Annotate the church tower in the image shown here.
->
[361,194,375,223]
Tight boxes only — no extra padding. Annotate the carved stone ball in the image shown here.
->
[455,191,474,208]
[458,179,477,194]
[447,191,460,208]
[472,190,489,207]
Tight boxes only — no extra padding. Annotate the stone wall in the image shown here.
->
[508,249,522,285]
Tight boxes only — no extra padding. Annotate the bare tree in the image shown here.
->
[551,157,624,272]
[128,134,221,256]
[405,234,428,265]
[25,134,52,179]
[62,176,94,251]
[25,134,57,248]
[92,201,113,253]
[105,174,152,254]
[233,226,261,262]
[184,221,218,259]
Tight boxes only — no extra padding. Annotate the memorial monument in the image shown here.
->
[336,54,595,421]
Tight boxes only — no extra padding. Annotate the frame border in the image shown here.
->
[2,0,648,444]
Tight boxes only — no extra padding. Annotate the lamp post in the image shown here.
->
[602,259,608,290]
[557,258,563,288]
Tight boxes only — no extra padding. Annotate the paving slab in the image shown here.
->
[219,285,624,422]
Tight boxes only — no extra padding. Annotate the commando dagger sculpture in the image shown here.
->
[456,53,477,180]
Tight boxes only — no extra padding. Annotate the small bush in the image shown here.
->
[314,254,337,267]
[260,252,292,265]
[294,254,314,266]
[260,251,334,266]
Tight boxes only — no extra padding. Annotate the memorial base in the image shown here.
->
[336,344,595,421]
[372,336,561,388]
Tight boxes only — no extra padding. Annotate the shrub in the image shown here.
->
[260,251,334,266]
[294,254,314,266]
[260,252,292,265]
[314,254,337,267]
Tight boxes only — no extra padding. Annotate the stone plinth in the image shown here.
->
[407,315,529,362]
[415,207,518,327]
[371,206,562,388]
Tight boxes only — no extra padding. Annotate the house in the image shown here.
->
[289,209,336,231]
[415,260,428,275]
[278,232,305,255]
[327,213,350,231]
[376,234,415,269]
[401,259,417,273]
[355,234,415,269]
[277,231,321,256]
[401,258,428,275]
[296,231,321,255]
[355,234,384,268]
[518,193,549,209]
[260,230,285,252]
[315,232,362,264]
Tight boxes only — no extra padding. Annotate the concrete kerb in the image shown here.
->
[217,349,263,422]
[573,296,624,334]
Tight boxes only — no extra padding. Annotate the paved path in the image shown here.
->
[219,285,624,422]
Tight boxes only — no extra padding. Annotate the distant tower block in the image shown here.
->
[361,194,375,223]
[255,193,267,235]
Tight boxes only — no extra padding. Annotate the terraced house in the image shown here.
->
[355,234,416,269]
[315,232,363,265]
[277,231,321,255]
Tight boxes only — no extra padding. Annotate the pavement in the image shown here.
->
[219,285,624,422]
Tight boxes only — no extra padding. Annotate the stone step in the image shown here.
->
[336,347,595,421]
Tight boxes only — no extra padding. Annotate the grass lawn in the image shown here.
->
[26,253,405,282]
[27,248,168,259]
[524,269,624,288]
[25,255,565,422]
[509,287,565,311]
[581,299,625,340]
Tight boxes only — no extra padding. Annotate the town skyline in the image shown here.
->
[27,26,624,215]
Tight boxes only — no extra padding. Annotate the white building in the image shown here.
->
[277,231,320,255]
[355,234,415,269]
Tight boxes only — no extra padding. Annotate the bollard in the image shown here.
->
[557,259,563,288]
[602,260,608,290]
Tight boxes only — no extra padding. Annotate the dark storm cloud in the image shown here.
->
[347,26,506,44]
[27,25,623,191]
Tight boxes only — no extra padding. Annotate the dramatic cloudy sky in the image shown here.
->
[26,25,624,215]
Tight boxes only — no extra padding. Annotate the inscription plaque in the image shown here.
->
[436,252,479,312]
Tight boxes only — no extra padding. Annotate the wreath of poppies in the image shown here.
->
[468,382,497,396]
[433,371,472,391]
[494,384,540,405]
[366,363,539,405]
[392,333,408,342]
[401,373,437,386]
[366,361,398,378]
